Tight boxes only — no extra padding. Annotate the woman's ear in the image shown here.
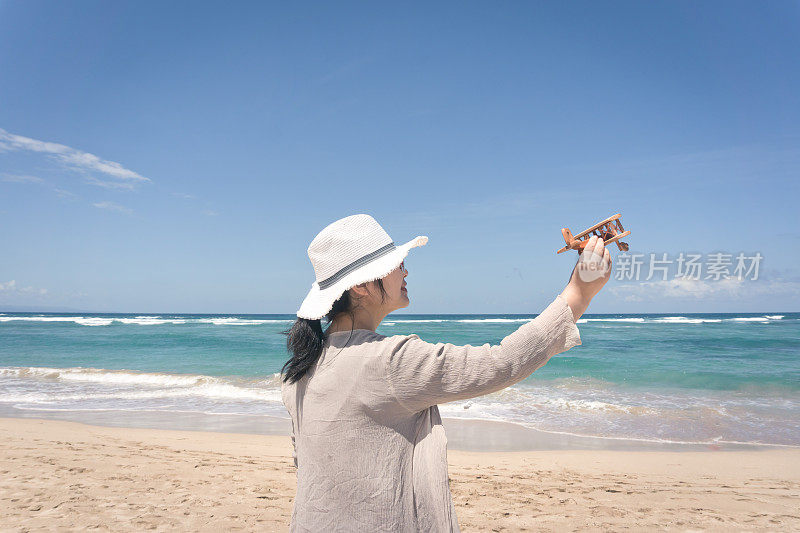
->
[349,284,369,299]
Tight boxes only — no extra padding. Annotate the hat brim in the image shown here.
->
[296,235,428,320]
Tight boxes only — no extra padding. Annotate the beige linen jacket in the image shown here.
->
[281,293,582,532]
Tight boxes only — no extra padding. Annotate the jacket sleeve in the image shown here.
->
[384,293,581,413]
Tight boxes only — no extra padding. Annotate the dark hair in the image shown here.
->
[280,279,389,385]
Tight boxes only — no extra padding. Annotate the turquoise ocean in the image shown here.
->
[1,311,798,448]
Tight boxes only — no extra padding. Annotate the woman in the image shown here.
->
[281,214,610,532]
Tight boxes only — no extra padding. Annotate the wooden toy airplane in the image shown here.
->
[556,213,630,254]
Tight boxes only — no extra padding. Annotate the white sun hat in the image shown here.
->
[297,214,428,320]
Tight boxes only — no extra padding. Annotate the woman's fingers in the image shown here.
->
[584,235,602,258]
[582,235,598,256]
[592,235,606,257]
[575,236,605,283]
[593,238,611,275]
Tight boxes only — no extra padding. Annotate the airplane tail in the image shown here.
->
[561,228,574,246]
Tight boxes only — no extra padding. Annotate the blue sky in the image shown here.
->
[1,1,798,314]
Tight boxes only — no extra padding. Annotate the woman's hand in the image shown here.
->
[559,235,612,322]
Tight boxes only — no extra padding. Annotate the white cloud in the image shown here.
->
[1,173,44,184]
[53,188,79,200]
[0,280,47,296]
[609,276,800,302]
[0,128,150,188]
[93,201,133,214]
[59,151,145,182]
[83,176,140,191]
[172,192,196,200]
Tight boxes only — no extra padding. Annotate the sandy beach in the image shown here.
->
[1,417,798,532]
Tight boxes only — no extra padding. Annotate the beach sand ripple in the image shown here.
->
[1,418,798,532]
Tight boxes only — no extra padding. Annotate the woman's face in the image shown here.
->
[374,260,409,312]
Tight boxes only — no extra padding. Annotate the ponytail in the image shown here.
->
[280,318,325,384]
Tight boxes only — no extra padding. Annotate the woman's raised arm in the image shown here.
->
[384,292,581,413]
[384,236,611,413]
